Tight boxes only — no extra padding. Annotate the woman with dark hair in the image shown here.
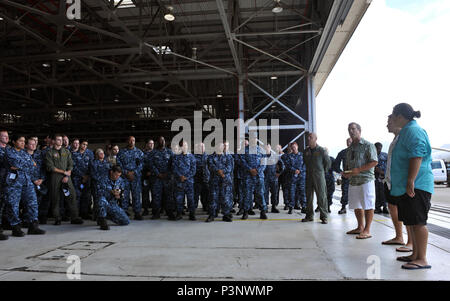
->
[4,135,46,237]
[390,103,434,270]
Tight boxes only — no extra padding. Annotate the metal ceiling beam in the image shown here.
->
[216,0,242,75]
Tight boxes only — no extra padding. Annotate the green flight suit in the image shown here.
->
[45,147,79,220]
[303,145,331,220]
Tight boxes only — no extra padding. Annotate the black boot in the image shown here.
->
[248,209,255,216]
[284,205,288,210]
[260,211,268,220]
[222,214,232,222]
[230,208,236,214]
[236,208,244,216]
[28,221,46,235]
[0,228,8,241]
[338,206,347,214]
[151,209,161,220]
[294,205,301,210]
[12,225,25,237]
[271,206,279,213]
[70,217,84,224]
[242,211,249,220]
[189,212,196,221]
[167,211,176,221]
[175,211,183,221]
[54,218,62,226]
[142,208,150,216]
[315,207,319,212]
[301,207,307,214]
[288,208,293,214]
[98,218,110,231]
[205,215,214,223]
[134,213,143,220]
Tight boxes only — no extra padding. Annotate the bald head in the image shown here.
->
[307,132,318,148]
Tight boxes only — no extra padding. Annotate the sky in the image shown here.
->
[316,0,450,158]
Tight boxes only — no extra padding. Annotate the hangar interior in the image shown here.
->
[0,0,368,148]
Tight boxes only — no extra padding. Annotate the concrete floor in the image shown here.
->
[0,189,449,281]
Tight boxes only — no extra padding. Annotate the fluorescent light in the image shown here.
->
[164,98,171,102]
[270,76,278,80]
[66,101,72,106]
[145,81,151,85]
[272,0,283,13]
[42,63,51,68]
[217,93,223,98]
[164,6,175,21]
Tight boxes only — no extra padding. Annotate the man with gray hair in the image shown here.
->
[343,122,378,239]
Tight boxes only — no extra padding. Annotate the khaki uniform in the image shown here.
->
[303,145,331,220]
[45,147,79,219]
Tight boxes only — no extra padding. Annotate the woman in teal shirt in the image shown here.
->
[391,103,433,270]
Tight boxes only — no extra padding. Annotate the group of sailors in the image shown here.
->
[0,130,339,240]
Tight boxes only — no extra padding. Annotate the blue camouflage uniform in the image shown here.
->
[234,153,246,209]
[96,176,130,225]
[0,146,8,223]
[326,156,336,207]
[149,148,173,212]
[90,159,111,218]
[375,151,388,210]
[117,147,144,214]
[298,162,307,208]
[142,149,154,212]
[207,152,234,216]
[241,145,267,212]
[4,147,39,226]
[285,152,305,209]
[194,153,209,211]
[172,153,196,213]
[333,148,349,207]
[72,149,94,216]
[23,150,47,221]
[264,151,285,207]
[279,153,290,207]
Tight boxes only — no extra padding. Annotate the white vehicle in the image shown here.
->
[431,159,447,184]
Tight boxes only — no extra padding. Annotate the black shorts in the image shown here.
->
[383,182,402,206]
[397,189,432,226]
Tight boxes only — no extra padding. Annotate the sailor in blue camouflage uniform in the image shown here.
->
[374,142,389,214]
[172,141,196,220]
[194,143,209,212]
[90,148,111,221]
[280,146,292,211]
[141,139,154,216]
[205,142,234,222]
[332,138,352,214]
[96,165,130,230]
[4,135,45,237]
[285,142,304,215]
[240,133,268,220]
[71,140,94,219]
[235,140,248,216]
[264,144,285,213]
[25,138,47,224]
[117,136,144,220]
[0,130,10,240]
[149,136,174,220]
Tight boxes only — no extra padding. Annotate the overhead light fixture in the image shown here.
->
[272,0,283,13]
[31,88,37,91]
[164,6,175,21]
[217,91,223,98]
[42,63,51,68]
[145,81,151,85]
[164,97,171,102]
[131,124,136,128]
[66,100,72,106]
[0,17,4,21]
[270,76,278,80]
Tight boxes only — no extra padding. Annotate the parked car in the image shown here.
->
[431,159,447,184]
